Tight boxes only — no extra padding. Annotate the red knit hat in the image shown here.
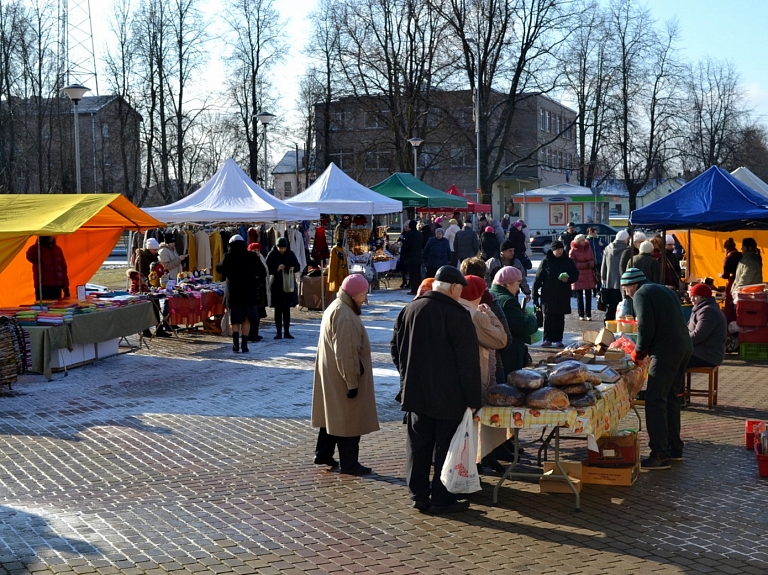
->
[461,275,487,301]
[248,242,262,252]
[689,283,712,298]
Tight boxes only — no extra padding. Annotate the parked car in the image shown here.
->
[529,223,621,253]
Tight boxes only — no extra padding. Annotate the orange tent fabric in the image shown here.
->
[0,194,164,307]
[675,230,768,286]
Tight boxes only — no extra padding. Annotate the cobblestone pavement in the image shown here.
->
[1,287,768,574]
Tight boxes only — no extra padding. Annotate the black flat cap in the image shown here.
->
[435,265,468,286]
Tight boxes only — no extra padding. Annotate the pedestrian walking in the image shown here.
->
[265,237,301,339]
[311,274,379,475]
[533,240,579,347]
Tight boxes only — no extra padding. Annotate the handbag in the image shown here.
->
[535,306,544,328]
[592,266,601,288]
[282,269,295,293]
[440,408,482,494]
[596,290,607,312]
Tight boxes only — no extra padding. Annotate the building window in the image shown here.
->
[558,151,563,170]
[540,109,546,131]
[546,148,553,168]
[102,124,109,138]
[364,110,390,129]
[329,148,354,171]
[329,110,350,131]
[284,181,292,193]
[419,144,440,169]
[546,111,551,132]
[427,108,441,128]
[553,115,559,135]
[365,150,390,171]
[450,146,473,168]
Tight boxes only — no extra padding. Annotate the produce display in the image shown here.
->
[526,387,570,410]
[506,369,546,390]
[548,361,589,386]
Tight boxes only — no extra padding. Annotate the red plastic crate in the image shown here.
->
[737,299,768,327]
[746,419,764,449]
[755,442,768,477]
[739,327,768,343]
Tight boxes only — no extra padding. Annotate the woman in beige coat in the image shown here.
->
[311,274,379,475]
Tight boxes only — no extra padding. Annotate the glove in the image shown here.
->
[63,288,70,298]
[630,349,647,364]
[347,388,358,399]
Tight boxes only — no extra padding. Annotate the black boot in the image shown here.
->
[232,332,240,352]
[283,309,294,339]
[240,333,249,353]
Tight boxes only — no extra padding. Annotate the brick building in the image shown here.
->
[0,95,141,197]
[314,91,577,216]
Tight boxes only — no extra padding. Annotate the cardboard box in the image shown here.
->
[581,460,639,486]
[587,431,639,467]
[539,461,582,494]
[299,276,336,311]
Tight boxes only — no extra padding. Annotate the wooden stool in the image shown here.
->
[685,366,719,409]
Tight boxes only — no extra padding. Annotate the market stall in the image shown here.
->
[371,172,467,211]
[0,194,165,307]
[416,185,492,214]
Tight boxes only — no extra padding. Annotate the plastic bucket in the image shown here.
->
[746,420,763,449]
[755,442,768,478]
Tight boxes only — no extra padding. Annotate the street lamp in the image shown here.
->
[62,83,90,193]
[407,137,424,178]
[255,111,276,191]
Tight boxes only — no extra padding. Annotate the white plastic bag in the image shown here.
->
[440,408,482,494]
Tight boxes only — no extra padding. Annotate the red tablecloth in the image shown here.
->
[167,292,224,326]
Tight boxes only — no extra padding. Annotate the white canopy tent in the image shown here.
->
[145,158,320,223]
[285,162,403,214]
[731,166,768,198]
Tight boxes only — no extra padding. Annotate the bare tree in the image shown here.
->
[223,0,286,183]
[297,70,324,187]
[731,125,768,182]
[604,0,684,211]
[683,57,750,171]
[0,0,27,192]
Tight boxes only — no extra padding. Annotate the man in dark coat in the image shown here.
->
[532,240,579,347]
[265,237,302,339]
[217,235,267,352]
[558,222,577,257]
[623,268,692,470]
[454,221,480,264]
[422,227,451,278]
[399,220,424,295]
[391,266,482,515]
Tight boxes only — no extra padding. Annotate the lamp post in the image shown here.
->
[62,84,90,193]
[255,111,276,191]
[407,137,424,178]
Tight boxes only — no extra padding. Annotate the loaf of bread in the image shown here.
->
[507,369,546,390]
[558,382,593,395]
[525,387,570,410]
[569,391,599,407]
[486,384,526,407]
[548,360,589,386]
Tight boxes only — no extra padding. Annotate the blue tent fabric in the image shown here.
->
[630,166,768,231]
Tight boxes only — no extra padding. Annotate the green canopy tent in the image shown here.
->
[371,173,467,209]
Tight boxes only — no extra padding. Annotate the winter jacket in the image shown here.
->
[723,249,742,282]
[454,227,480,261]
[480,232,500,261]
[732,250,763,298]
[459,299,507,396]
[629,253,661,284]
[216,243,266,307]
[158,245,184,280]
[311,290,380,437]
[601,240,629,289]
[663,250,682,287]
[134,248,158,280]
[586,235,606,267]
[420,225,432,247]
[265,246,301,308]
[422,236,451,269]
[391,290,482,420]
[569,240,597,291]
[485,256,530,295]
[533,250,579,316]
[26,240,68,289]
[619,245,639,274]
[559,230,577,256]
[633,282,692,360]
[507,227,528,258]
[399,229,424,266]
[490,283,538,376]
[443,223,461,251]
[688,296,727,367]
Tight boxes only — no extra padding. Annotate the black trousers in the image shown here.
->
[36,286,63,300]
[405,412,462,506]
[575,289,592,317]
[407,263,422,293]
[274,305,291,334]
[645,351,690,458]
[425,266,439,279]
[543,313,565,342]
[603,288,623,321]
[315,427,360,471]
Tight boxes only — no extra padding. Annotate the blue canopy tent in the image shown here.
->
[630,166,768,231]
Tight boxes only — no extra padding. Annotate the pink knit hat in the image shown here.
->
[493,265,523,285]
[341,274,369,297]
[484,226,495,233]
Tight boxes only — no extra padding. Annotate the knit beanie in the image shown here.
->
[616,230,630,242]
[340,274,369,297]
[690,283,712,298]
[620,268,646,285]
[639,240,654,254]
[493,265,523,285]
[461,275,487,301]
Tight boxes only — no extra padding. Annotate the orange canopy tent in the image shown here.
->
[0,194,164,307]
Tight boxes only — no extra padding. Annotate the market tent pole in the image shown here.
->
[37,237,43,307]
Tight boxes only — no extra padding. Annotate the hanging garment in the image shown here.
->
[289,228,307,272]
[327,245,350,292]
[185,230,197,272]
[194,230,212,271]
[210,231,225,281]
[248,227,259,245]
[312,226,330,260]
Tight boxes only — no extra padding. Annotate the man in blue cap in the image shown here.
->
[621,268,692,469]
[391,265,481,514]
